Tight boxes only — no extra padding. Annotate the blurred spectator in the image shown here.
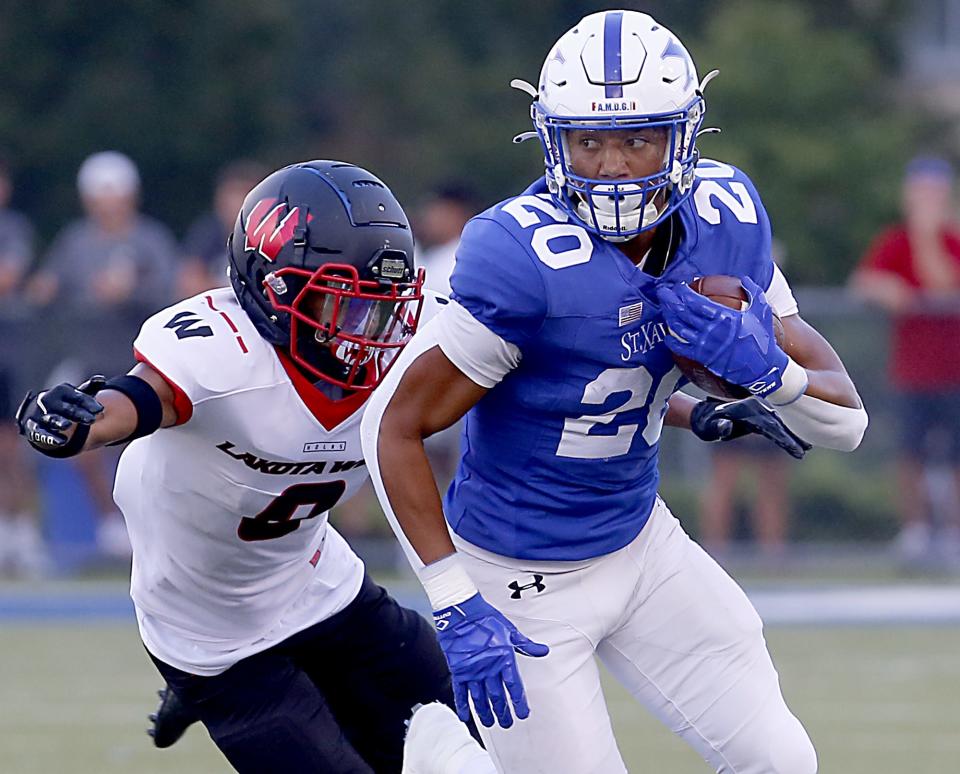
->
[26,151,177,312]
[699,239,793,561]
[0,371,47,577]
[414,183,478,487]
[699,436,790,560]
[414,182,477,297]
[0,158,35,303]
[24,151,179,562]
[851,156,960,562]
[177,159,268,298]
[0,161,45,576]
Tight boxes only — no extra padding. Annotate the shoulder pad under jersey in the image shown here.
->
[449,196,557,349]
[133,287,276,413]
[679,159,776,290]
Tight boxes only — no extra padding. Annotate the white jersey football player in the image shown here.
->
[362,11,868,774]
[16,160,462,773]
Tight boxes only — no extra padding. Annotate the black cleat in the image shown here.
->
[148,686,200,749]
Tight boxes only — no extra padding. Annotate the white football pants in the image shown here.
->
[455,497,817,774]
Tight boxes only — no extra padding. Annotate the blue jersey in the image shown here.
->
[445,159,776,560]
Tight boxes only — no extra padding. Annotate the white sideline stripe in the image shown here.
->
[2,584,960,625]
[747,585,960,625]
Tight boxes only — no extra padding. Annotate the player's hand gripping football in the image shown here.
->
[16,376,107,457]
[433,592,549,728]
[691,396,811,459]
[657,278,788,397]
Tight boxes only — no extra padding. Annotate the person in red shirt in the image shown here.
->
[852,156,960,562]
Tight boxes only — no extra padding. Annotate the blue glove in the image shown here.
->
[657,278,787,397]
[433,592,549,729]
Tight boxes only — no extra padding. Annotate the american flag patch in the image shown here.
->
[618,301,644,326]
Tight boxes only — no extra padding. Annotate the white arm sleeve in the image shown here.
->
[765,264,799,318]
[760,267,867,449]
[777,394,868,452]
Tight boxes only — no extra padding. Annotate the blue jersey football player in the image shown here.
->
[366,10,867,774]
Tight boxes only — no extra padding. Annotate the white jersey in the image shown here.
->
[114,287,445,676]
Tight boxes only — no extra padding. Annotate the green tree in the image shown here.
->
[0,0,925,282]
[0,0,300,242]
[690,1,916,282]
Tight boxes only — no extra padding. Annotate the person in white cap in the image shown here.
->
[24,151,180,559]
[0,158,45,577]
[26,150,177,311]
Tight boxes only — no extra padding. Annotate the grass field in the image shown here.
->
[1,621,959,773]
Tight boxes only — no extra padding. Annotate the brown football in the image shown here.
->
[669,275,785,399]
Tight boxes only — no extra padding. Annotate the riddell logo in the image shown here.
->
[243,198,314,262]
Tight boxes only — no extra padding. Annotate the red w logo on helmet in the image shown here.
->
[243,198,313,262]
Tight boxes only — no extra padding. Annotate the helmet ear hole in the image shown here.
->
[368,248,413,284]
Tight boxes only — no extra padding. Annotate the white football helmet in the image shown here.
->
[514,11,713,241]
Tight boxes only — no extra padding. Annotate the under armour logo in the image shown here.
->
[508,574,545,599]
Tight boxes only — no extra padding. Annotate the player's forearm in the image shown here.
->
[86,365,178,449]
[799,368,860,409]
[778,355,867,451]
[665,393,696,429]
[361,411,480,611]
[83,391,140,450]
[360,340,488,579]
[19,368,173,458]
[777,338,867,452]
[781,313,863,409]
[376,430,457,565]
[775,393,867,452]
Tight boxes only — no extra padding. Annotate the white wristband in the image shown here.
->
[765,357,808,406]
[420,553,479,610]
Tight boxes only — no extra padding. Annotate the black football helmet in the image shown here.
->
[228,160,424,391]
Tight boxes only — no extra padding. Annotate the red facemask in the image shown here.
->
[262,262,425,391]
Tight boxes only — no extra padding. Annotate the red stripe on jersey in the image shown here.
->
[275,348,369,431]
[205,295,248,353]
[133,347,194,425]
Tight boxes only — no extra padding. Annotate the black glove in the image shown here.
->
[16,375,107,457]
[690,396,812,460]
